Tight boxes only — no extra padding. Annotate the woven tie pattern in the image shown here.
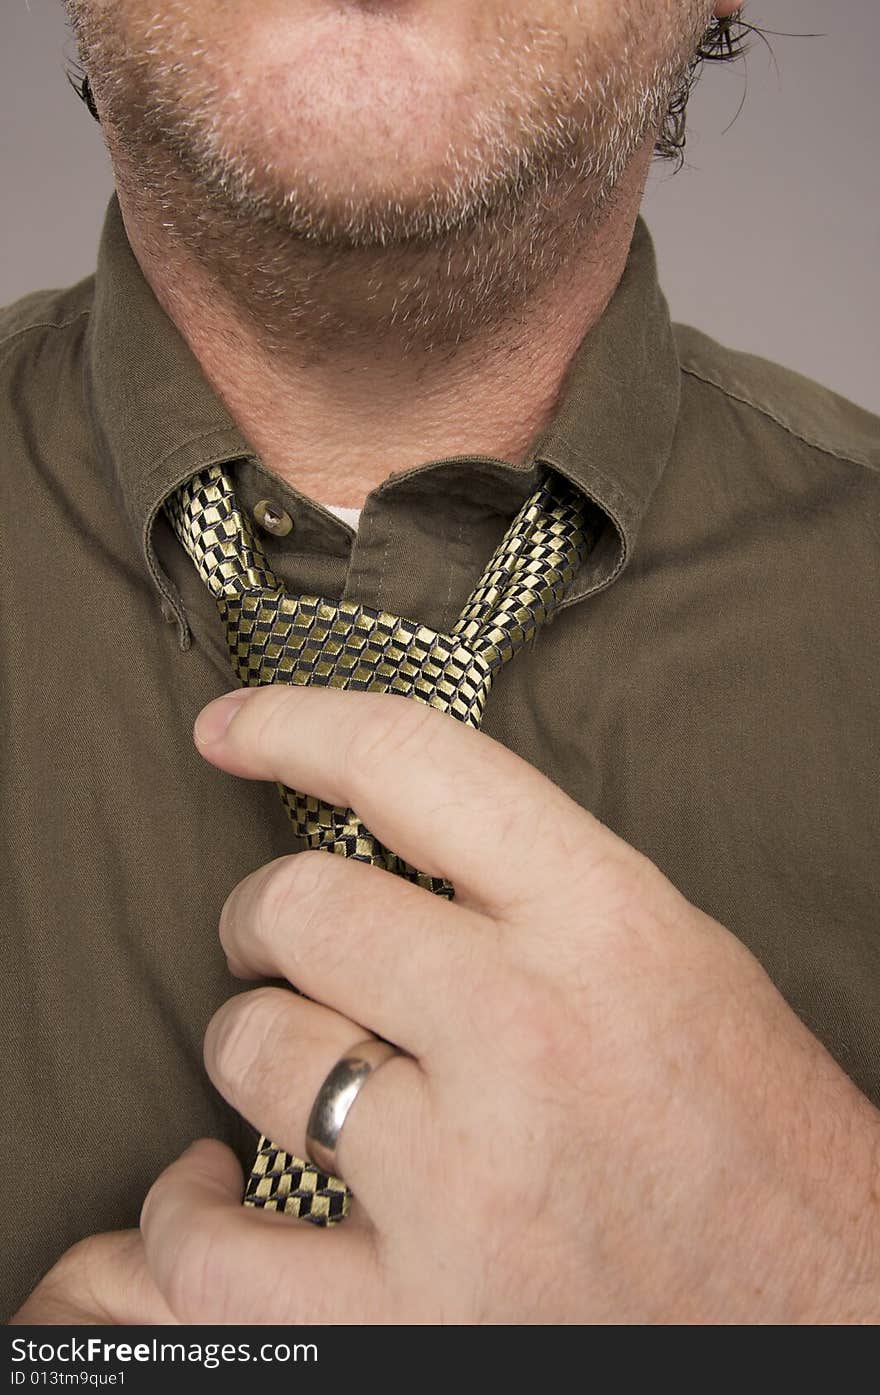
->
[165,462,596,1222]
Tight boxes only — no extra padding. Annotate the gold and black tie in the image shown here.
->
[165,462,596,1223]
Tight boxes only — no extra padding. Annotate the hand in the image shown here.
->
[138,684,880,1324]
[9,1233,175,1325]
[17,685,879,1325]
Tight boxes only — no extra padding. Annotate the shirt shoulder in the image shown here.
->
[672,322,879,475]
[0,278,94,368]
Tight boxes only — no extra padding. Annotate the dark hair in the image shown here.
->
[68,8,758,162]
[657,8,758,163]
[67,66,99,121]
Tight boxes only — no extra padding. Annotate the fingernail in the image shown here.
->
[193,689,256,746]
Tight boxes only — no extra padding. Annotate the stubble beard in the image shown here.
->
[66,2,713,356]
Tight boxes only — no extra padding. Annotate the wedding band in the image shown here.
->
[305,1037,402,1179]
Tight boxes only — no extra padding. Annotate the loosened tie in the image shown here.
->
[165,462,596,1222]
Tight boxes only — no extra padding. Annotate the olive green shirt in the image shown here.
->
[2,196,878,1318]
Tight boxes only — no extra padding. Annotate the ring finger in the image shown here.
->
[204,986,430,1223]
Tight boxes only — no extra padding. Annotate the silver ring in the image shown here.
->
[305,1037,402,1180]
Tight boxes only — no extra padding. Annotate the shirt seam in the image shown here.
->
[679,362,879,475]
[0,309,91,353]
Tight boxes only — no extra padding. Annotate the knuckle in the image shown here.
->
[476,964,581,1091]
[207,986,283,1094]
[587,844,679,941]
[222,852,337,973]
[447,924,509,1030]
[140,1179,204,1323]
[554,805,628,883]
[40,1236,102,1316]
[481,796,536,866]
[342,694,439,787]
[500,973,564,1064]
[49,1233,104,1290]
[161,1218,226,1325]
[248,684,296,757]
[571,846,636,919]
[53,1234,95,1273]
[258,850,346,981]
[255,852,320,942]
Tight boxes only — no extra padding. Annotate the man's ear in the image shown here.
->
[713,2,743,16]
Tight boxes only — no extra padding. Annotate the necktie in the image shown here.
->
[165,462,596,1223]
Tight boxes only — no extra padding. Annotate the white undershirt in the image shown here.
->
[323,504,362,531]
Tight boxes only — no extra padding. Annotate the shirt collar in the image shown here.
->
[530,215,682,603]
[85,193,681,634]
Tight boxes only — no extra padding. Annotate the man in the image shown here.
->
[3,0,878,1324]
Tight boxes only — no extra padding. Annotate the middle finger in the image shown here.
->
[219,847,493,1061]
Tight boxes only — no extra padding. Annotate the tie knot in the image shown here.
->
[220,590,496,728]
[166,461,596,675]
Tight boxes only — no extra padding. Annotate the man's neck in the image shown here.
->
[115,143,652,511]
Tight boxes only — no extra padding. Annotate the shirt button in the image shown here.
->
[160,598,176,625]
[253,499,294,537]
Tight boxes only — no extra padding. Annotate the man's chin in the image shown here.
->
[174,117,525,248]
[194,173,489,250]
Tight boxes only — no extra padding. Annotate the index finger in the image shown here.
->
[193,685,627,913]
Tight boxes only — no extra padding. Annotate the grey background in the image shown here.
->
[2,0,877,413]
